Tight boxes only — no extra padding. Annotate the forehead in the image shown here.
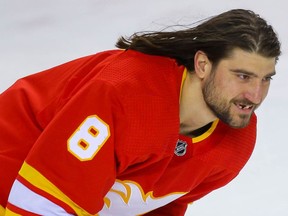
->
[220,48,276,75]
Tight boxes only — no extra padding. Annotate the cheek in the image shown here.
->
[262,84,270,99]
[213,76,237,95]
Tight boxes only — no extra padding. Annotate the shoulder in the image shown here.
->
[96,50,184,98]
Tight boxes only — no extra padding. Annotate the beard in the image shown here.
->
[202,73,255,128]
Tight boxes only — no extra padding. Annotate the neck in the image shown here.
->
[179,71,217,135]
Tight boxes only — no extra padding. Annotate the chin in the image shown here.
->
[228,118,251,128]
[229,123,249,129]
[220,114,251,129]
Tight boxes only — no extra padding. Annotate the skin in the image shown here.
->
[180,48,276,136]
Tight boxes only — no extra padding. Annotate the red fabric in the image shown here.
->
[0,49,256,215]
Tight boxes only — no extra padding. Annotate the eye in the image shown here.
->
[237,73,250,80]
[262,76,273,82]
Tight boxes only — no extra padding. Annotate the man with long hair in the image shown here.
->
[0,9,281,215]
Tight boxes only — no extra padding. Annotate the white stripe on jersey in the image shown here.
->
[8,180,74,216]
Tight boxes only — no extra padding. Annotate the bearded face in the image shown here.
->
[201,49,276,128]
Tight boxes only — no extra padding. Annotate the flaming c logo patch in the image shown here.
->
[98,180,187,215]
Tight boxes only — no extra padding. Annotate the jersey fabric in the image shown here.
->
[0,49,257,215]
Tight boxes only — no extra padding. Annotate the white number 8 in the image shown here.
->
[67,115,110,161]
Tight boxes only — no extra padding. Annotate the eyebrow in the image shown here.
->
[230,69,276,78]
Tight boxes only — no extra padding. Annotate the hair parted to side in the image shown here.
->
[116,9,281,71]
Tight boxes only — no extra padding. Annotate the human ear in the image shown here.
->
[194,50,212,79]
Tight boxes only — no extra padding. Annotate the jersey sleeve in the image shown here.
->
[6,80,123,215]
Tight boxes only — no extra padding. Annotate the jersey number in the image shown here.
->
[67,115,110,161]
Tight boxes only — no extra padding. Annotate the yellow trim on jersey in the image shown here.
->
[0,205,5,216]
[3,208,20,216]
[179,68,187,101]
[19,162,96,216]
[192,119,219,143]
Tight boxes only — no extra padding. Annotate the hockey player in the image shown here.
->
[0,9,281,215]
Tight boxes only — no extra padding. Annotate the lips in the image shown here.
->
[236,103,253,110]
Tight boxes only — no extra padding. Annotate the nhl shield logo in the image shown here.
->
[174,139,188,156]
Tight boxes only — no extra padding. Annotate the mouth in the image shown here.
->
[236,103,253,110]
[234,102,254,113]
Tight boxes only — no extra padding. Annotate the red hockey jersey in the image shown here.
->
[0,49,256,215]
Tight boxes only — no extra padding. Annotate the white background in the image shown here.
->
[1,0,287,215]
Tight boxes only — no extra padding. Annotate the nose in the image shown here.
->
[243,81,267,105]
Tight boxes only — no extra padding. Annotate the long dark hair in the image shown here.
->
[116,9,281,71]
